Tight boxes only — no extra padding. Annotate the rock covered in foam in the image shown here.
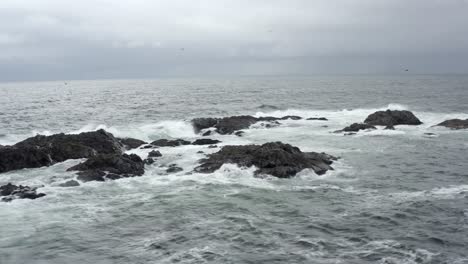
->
[194,142,336,178]
[364,110,422,126]
[435,119,468,129]
[0,129,123,173]
[67,153,144,182]
[1,183,46,202]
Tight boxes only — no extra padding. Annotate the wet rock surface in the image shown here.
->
[1,183,46,202]
[435,119,468,129]
[364,110,422,126]
[337,123,376,133]
[195,142,336,178]
[192,139,222,145]
[0,129,122,173]
[166,165,183,173]
[59,180,80,187]
[67,154,145,182]
[118,138,147,150]
[148,150,162,158]
[307,117,328,121]
[192,115,305,135]
[151,139,191,147]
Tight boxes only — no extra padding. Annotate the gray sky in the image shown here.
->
[1,0,468,81]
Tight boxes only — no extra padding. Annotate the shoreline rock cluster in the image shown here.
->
[0,109,465,202]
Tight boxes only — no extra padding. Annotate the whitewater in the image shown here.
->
[0,75,467,263]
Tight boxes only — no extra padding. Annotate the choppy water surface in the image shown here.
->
[0,75,467,264]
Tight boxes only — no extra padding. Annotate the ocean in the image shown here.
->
[0,75,467,263]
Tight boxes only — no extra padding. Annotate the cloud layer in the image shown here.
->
[1,0,468,81]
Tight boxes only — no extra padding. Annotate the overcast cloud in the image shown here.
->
[1,0,468,81]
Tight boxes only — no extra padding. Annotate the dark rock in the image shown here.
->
[1,183,46,202]
[192,139,222,145]
[424,133,437,136]
[261,121,281,128]
[192,115,299,135]
[195,142,336,178]
[59,180,80,187]
[202,130,213,136]
[144,158,155,165]
[234,131,245,137]
[192,116,258,135]
[151,139,191,147]
[364,110,422,126]
[148,150,162,158]
[384,125,395,130]
[0,129,122,174]
[280,115,302,120]
[336,123,376,133]
[344,132,357,136]
[118,138,147,150]
[191,118,219,133]
[307,117,328,121]
[435,119,468,129]
[258,104,279,110]
[76,169,106,182]
[214,116,258,134]
[197,151,205,154]
[166,165,183,173]
[140,145,154,149]
[68,153,144,182]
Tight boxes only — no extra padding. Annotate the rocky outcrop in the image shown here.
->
[151,139,191,147]
[118,138,147,150]
[148,150,162,158]
[0,129,122,174]
[166,164,183,173]
[58,180,80,187]
[435,119,468,129]
[307,117,328,121]
[67,153,144,182]
[194,142,336,178]
[1,183,46,202]
[192,115,306,135]
[192,139,222,145]
[336,123,376,133]
[280,115,302,120]
[364,110,422,126]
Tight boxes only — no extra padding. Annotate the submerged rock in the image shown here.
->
[435,119,468,129]
[59,180,80,187]
[364,110,422,126]
[192,139,222,145]
[195,142,336,178]
[148,150,162,158]
[67,153,144,182]
[1,183,46,202]
[336,123,376,133]
[0,129,122,174]
[166,165,183,173]
[118,138,147,150]
[280,115,302,120]
[151,139,191,147]
[144,158,156,165]
[234,131,245,137]
[307,117,328,121]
